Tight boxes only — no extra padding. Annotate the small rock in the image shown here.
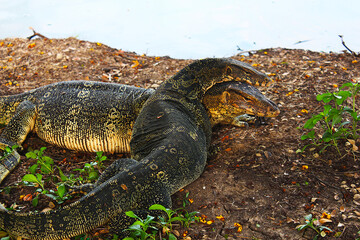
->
[350,188,358,194]
[337,222,344,227]
[56,53,63,60]
[354,194,360,201]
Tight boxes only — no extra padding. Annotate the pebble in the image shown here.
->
[354,194,360,201]
[56,53,63,60]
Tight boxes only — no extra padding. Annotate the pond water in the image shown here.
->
[1,0,359,59]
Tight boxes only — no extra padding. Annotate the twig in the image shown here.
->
[27,27,48,40]
[311,173,342,191]
[338,35,359,57]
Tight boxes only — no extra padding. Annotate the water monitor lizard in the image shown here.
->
[0,68,278,183]
[0,58,279,239]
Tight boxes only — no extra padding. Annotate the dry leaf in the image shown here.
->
[173,229,180,237]
[41,207,53,213]
[348,139,358,151]
[319,218,332,224]
[48,201,55,209]
[331,209,337,217]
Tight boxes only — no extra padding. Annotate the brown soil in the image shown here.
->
[0,37,359,240]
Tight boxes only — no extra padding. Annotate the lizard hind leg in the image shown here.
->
[0,100,37,183]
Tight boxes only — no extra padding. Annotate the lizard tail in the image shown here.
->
[0,145,20,184]
[0,181,121,240]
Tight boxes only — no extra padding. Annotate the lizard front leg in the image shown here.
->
[0,100,37,183]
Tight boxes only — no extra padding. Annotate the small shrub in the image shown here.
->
[299,81,359,155]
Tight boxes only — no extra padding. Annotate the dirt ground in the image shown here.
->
[0,37,359,240]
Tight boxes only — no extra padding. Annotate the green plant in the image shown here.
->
[0,144,19,161]
[300,81,360,155]
[94,151,108,169]
[356,230,360,240]
[123,212,158,240]
[21,147,73,206]
[73,151,109,182]
[296,214,332,239]
[123,204,199,240]
[26,147,55,175]
[73,162,99,181]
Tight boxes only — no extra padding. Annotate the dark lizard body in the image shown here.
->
[0,58,279,239]
[0,75,278,183]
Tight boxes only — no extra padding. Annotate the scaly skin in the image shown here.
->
[0,62,277,183]
[0,58,279,239]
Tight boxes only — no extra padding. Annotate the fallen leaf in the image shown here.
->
[41,207,53,213]
[49,202,55,209]
[348,139,358,151]
[23,194,33,201]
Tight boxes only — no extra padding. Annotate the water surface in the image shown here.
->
[1,0,359,59]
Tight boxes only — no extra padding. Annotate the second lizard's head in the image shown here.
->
[166,58,273,100]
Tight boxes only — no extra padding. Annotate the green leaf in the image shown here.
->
[96,151,103,158]
[316,92,332,102]
[22,174,39,183]
[168,233,177,240]
[125,211,138,219]
[304,214,313,221]
[335,90,351,105]
[32,195,39,207]
[36,173,43,182]
[301,130,315,141]
[340,82,354,89]
[57,184,66,198]
[322,131,333,142]
[304,115,323,129]
[88,171,98,180]
[29,164,38,174]
[40,163,52,174]
[323,105,332,115]
[25,152,37,159]
[149,204,167,212]
[42,156,54,164]
[57,167,68,182]
[168,216,186,223]
[131,220,144,227]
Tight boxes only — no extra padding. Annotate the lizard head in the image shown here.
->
[166,58,273,99]
[203,81,280,127]
[218,58,274,87]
